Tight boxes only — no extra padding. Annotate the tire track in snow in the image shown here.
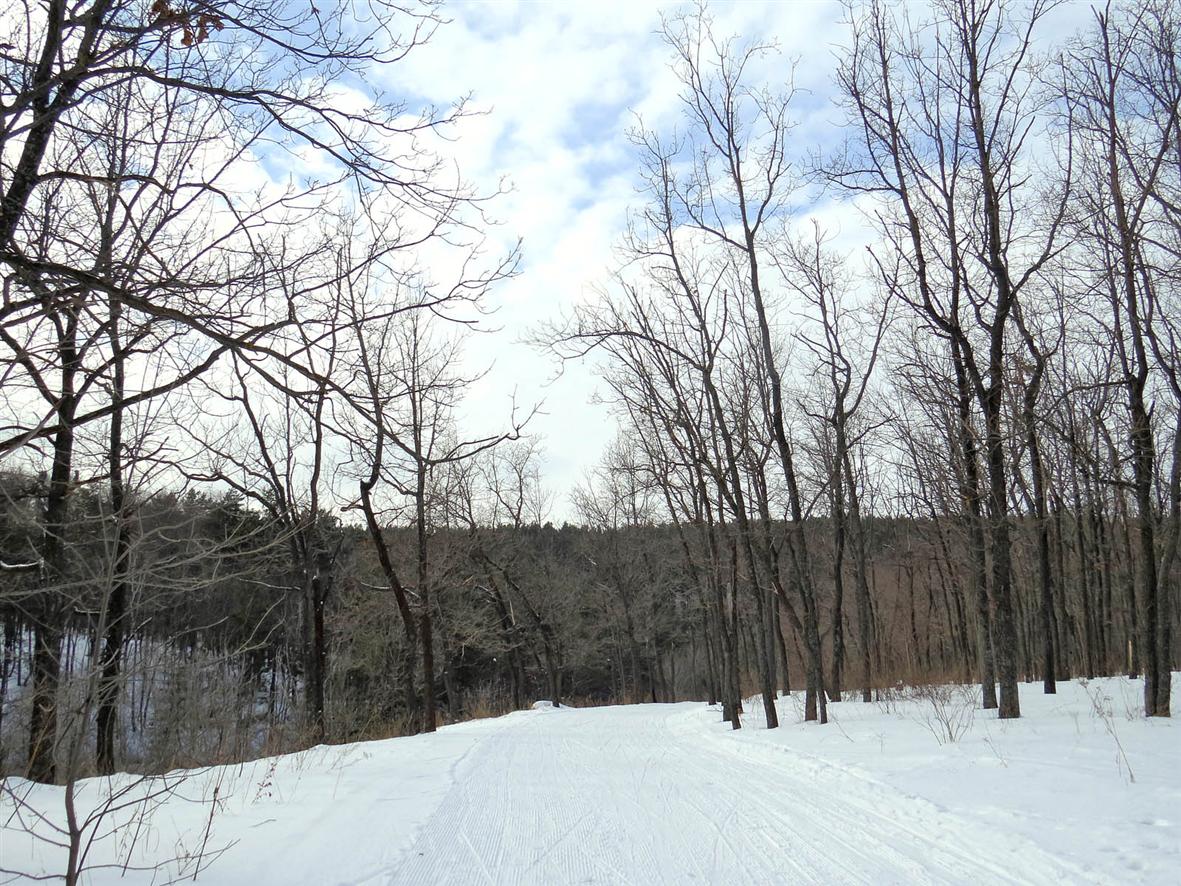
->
[384,703,1092,885]
[667,705,1099,885]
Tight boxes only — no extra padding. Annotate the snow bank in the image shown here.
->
[0,715,518,885]
[700,674,1180,885]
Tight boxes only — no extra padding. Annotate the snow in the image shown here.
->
[2,675,1177,884]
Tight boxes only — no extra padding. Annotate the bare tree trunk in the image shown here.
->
[96,289,129,774]
[1017,318,1056,693]
[954,342,998,710]
[845,456,875,701]
[360,486,420,731]
[28,301,81,783]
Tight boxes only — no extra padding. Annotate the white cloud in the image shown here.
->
[376,0,855,520]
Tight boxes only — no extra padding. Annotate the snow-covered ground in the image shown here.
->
[2,675,1177,884]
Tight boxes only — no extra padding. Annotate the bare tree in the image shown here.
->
[779,223,890,703]
[833,0,1071,718]
[1064,0,1178,716]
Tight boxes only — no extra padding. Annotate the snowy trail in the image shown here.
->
[382,703,1090,886]
[14,683,1173,885]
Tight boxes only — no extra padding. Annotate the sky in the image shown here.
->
[381,0,861,521]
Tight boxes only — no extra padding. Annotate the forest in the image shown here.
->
[1,0,1178,813]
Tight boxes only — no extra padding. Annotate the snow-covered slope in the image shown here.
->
[2,675,1176,884]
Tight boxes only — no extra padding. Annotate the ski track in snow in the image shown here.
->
[381,704,1092,886]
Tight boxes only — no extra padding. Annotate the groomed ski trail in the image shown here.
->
[381,703,1091,885]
